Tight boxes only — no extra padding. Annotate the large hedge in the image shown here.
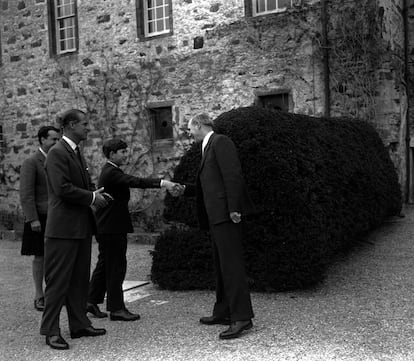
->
[151,106,402,291]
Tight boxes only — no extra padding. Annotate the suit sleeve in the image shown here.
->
[105,169,161,189]
[19,157,38,222]
[45,147,94,206]
[214,136,244,213]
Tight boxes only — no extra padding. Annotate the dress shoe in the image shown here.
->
[200,315,231,325]
[110,308,140,321]
[86,303,107,318]
[34,297,45,311]
[219,320,253,339]
[46,335,69,350]
[70,326,106,339]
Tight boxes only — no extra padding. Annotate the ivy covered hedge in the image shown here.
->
[151,106,402,291]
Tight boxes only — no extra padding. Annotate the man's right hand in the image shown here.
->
[93,187,109,209]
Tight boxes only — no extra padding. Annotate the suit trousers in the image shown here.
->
[40,236,92,336]
[88,233,128,312]
[210,221,254,322]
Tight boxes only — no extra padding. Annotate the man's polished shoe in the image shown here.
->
[200,315,231,325]
[219,320,253,339]
[46,335,69,350]
[34,297,45,311]
[70,326,106,339]
[110,308,140,321]
[86,303,107,318]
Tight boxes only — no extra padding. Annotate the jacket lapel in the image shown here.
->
[61,140,88,186]
[199,133,214,171]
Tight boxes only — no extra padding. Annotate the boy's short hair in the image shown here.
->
[102,138,128,159]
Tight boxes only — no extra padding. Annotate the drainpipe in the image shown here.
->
[321,0,331,117]
[403,0,411,203]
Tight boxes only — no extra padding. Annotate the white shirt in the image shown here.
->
[202,131,214,155]
[39,147,47,158]
[62,135,77,152]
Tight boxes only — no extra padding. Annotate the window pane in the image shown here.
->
[268,0,277,11]
[67,27,74,38]
[156,19,164,32]
[156,0,164,6]
[148,9,154,20]
[67,37,75,50]
[147,0,154,9]
[278,0,291,8]
[156,7,163,19]
[60,39,66,51]
[257,0,266,13]
[148,21,154,34]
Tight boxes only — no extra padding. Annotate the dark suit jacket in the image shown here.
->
[20,149,48,221]
[95,162,161,234]
[185,133,255,229]
[44,139,96,239]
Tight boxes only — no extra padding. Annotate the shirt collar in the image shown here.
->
[202,131,214,153]
[38,147,47,158]
[62,135,77,151]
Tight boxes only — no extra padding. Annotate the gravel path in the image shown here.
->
[1,206,414,360]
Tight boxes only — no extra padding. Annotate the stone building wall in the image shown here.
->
[0,0,412,226]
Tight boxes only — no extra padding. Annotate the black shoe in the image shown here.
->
[219,320,253,339]
[70,326,106,339]
[200,315,231,325]
[46,335,69,350]
[110,309,140,321]
[34,297,45,311]
[86,303,107,318]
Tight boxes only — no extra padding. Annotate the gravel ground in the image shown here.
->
[1,206,414,361]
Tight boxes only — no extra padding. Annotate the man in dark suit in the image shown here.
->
[20,125,60,312]
[87,138,179,321]
[183,113,255,340]
[40,109,109,350]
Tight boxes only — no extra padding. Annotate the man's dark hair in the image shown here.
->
[56,109,86,128]
[102,138,128,159]
[37,125,59,144]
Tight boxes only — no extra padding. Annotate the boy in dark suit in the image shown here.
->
[87,138,179,321]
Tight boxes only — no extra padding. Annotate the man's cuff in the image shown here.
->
[90,192,96,206]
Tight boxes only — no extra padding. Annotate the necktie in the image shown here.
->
[75,146,83,165]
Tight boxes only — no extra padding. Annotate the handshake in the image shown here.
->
[162,180,185,197]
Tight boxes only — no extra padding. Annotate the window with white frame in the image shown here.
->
[252,0,293,16]
[136,0,173,40]
[48,0,78,56]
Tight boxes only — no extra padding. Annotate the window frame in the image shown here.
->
[47,0,79,57]
[147,101,175,143]
[255,89,292,112]
[246,0,293,17]
[136,0,173,41]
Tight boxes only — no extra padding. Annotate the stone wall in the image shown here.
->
[0,0,412,226]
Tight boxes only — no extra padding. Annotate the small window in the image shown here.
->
[149,106,173,140]
[256,92,291,112]
[48,0,79,56]
[248,0,292,17]
[136,0,173,40]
